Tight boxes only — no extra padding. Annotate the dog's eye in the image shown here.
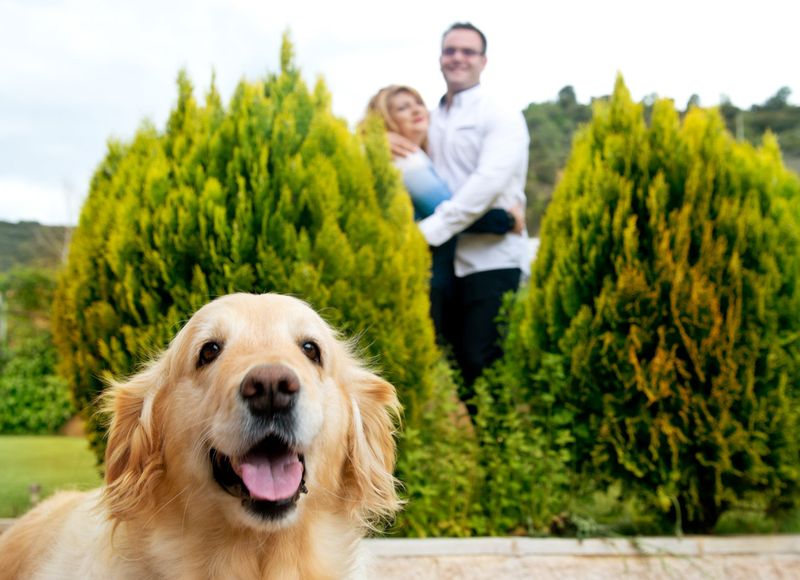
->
[301,341,321,365]
[198,341,222,368]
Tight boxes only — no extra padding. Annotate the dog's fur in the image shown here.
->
[0,293,400,579]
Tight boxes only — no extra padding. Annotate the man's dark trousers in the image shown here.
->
[444,267,521,415]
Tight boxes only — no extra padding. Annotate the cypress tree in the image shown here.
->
[488,75,800,533]
[52,36,480,535]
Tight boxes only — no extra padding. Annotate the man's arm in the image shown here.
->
[418,109,529,247]
[387,132,418,158]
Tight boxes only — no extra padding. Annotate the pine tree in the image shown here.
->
[53,36,480,535]
[489,75,800,533]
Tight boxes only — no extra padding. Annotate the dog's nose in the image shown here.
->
[240,364,300,416]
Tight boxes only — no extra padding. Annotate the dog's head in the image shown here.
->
[102,293,400,531]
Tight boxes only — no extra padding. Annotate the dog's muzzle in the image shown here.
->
[210,364,308,519]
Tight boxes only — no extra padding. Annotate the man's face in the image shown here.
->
[439,29,487,94]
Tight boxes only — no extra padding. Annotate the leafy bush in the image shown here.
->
[52,37,479,535]
[470,294,576,535]
[0,334,74,434]
[0,267,73,434]
[491,75,800,533]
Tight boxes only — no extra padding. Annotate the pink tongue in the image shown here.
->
[240,451,303,501]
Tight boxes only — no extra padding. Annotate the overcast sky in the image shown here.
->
[1,0,797,226]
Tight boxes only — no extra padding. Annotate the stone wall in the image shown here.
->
[2,519,798,579]
[365,536,800,579]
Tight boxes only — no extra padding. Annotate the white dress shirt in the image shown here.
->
[418,84,530,278]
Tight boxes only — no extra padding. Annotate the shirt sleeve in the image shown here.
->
[465,209,513,234]
[418,108,529,247]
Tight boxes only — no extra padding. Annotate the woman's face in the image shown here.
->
[388,91,428,145]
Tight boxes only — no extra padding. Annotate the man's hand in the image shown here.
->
[509,203,526,234]
[387,131,418,158]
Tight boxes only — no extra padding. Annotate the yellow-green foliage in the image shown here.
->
[494,75,800,533]
[52,37,479,535]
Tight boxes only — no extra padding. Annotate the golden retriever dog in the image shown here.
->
[0,293,400,579]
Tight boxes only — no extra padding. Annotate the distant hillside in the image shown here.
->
[0,221,71,272]
[523,86,800,234]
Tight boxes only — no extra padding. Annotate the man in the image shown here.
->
[392,22,530,409]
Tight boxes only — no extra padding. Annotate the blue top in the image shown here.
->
[394,150,451,221]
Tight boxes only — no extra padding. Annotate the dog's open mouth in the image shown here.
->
[210,435,307,519]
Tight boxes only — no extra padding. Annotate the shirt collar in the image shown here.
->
[439,83,482,110]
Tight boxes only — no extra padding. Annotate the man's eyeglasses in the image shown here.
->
[441,47,484,58]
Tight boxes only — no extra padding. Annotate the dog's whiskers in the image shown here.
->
[189,421,214,459]
[143,485,191,529]
[181,486,194,536]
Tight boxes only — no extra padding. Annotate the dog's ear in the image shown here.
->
[102,360,167,522]
[345,366,402,528]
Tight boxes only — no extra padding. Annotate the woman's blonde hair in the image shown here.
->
[362,85,428,150]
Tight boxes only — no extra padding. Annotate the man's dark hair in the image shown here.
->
[442,22,487,55]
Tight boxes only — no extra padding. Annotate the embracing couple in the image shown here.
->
[364,22,530,416]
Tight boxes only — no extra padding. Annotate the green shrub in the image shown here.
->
[469,292,576,535]
[0,334,74,434]
[0,267,57,316]
[0,267,73,434]
[491,75,800,533]
[52,37,478,535]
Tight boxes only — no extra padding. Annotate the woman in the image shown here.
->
[364,85,523,342]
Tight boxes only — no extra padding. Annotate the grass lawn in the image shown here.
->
[0,435,102,518]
